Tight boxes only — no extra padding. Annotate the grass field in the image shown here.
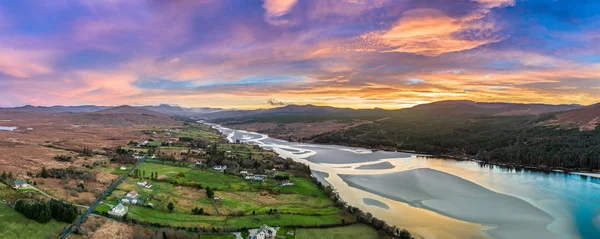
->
[127,206,343,229]
[104,162,343,230]
[175,123,222,141]
[0,204,67,239]
[296,224,388,239]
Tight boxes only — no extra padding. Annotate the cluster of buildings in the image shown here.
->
[122,190,144,205]
[244,174,266,182]
[136,181,153,189]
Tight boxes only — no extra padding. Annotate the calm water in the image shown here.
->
[209,124,600,239]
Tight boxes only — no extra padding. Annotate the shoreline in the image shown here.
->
[233,126,600,179]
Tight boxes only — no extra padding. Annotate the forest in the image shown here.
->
[308,113,600,170]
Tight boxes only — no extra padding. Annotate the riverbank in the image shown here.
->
[226,125,600,180]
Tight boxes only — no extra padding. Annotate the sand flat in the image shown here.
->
[340,168,558,239]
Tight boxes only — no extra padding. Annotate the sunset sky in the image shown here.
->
[0,0,599,109]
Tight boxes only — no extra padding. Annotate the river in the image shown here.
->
[208,124,600,239]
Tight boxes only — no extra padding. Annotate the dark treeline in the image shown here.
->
[310,113,600,170]
[39,167,95,181]
[15,199,78,223]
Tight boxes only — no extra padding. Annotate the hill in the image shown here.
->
[60,106,177,127]
[96,105,164,116]
[0,105,110,113]
[546,103,600,131]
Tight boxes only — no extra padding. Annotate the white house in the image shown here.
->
[12,180,29,189]
[108,203,128,217]
[120,166,127,170]
[248,225,277,239]
[239,170,248,175]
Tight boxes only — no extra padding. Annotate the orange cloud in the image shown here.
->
[375,8,502,56]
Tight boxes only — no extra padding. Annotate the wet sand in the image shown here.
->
[340,168,558,239]
[363,198,390,209]
[356,161,395,170]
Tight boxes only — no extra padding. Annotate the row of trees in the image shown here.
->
[14,199,78,223]
[313,177,413,239]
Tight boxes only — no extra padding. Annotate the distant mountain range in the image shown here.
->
[2,101,597,129]
[0,104,225,116]
[203,100,586,122]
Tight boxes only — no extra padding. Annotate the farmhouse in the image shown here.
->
[126,190,139,198]
[248,224,277,239]
[108,202,128,217]
[136,181,153,189]
[12,180,29,189]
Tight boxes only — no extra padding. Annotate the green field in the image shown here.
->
[105,162,342,230]
[175,123,223,141]
[296,224,388,239]
[0,204,68,239]
[127,206,343,229]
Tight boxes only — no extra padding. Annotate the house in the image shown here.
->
[108,203,128,217]
[120,166,127,170]
[245,175,254,180]
[12,180,28,189]
[248,225,277,239]
[213,196,221,202]
[253,175,267,181]
[239,170,248,175]
[126,190,139,198]
[213,165,227,171]
[279,181,295,187]
[122,197,143,204]
[136,181,153,189]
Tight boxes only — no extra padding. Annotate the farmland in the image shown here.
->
[295,224,388,239]
[99,162,345,231]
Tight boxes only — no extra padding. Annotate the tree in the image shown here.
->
[206,187,214,199]
[167,202,175,212]
[41,167,50,178]
[397,229,412,239]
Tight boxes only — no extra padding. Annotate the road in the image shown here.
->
[58,157,145,239]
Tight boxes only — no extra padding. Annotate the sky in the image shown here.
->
[0,0,599,109]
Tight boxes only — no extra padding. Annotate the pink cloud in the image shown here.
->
[262,0,298,25]
[0,48,57,78]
